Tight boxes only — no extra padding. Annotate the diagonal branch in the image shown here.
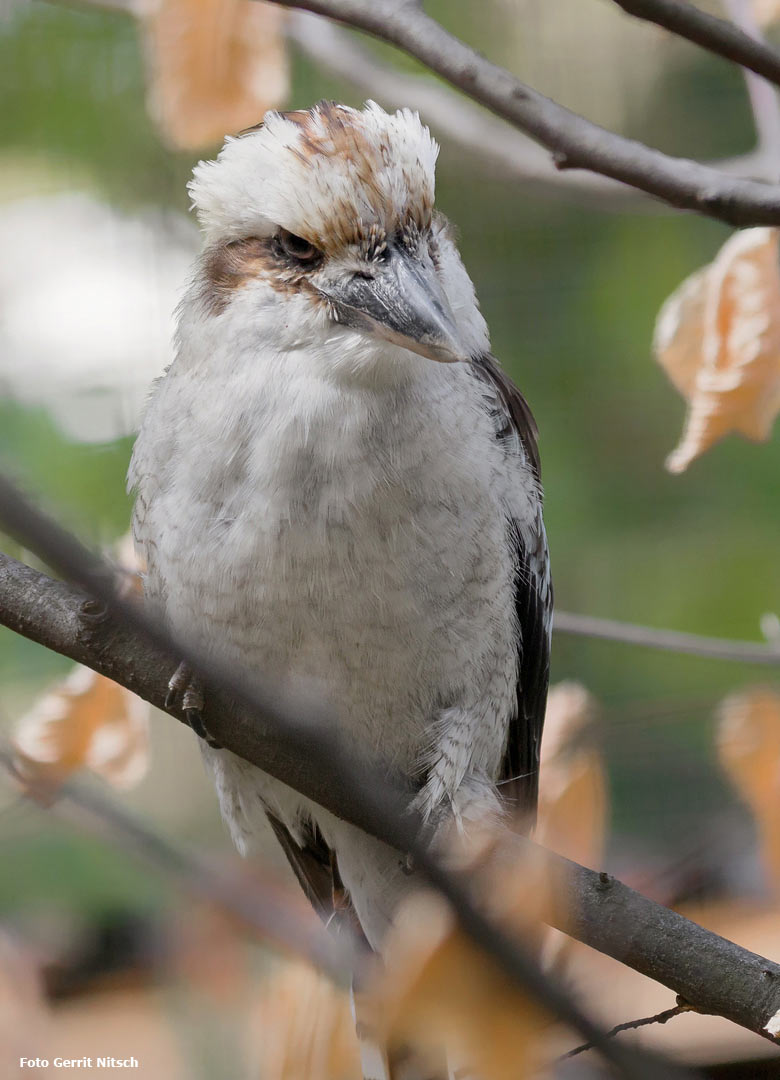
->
[613,0,780,89]
[1,493,780,1057]
[260,0,780,226]
[287,10,780,195]
[560,1001,694,1061]
[43,0,780,200]
[553,610,780,665]
[285,12,635,202]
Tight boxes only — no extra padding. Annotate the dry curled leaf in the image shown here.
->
[718,687,780,894]
[375,834,556,1080]
[250,961,361,1080]
[143,0,289,151]
[14,665,149,791]
[536,681,607,870]
[654,227,780,472]
[532,681,607,976]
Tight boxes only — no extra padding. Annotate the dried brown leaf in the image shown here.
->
[653,266,710,401]
[718,687,780,894]
[143,0,289,151]
[251,961,361,1080]
[536,681,607,869]
[654,227,780,472]
[375,836,555,1080]
[527,682,607,976]
[539,680,596,763]
[14,665,149,790]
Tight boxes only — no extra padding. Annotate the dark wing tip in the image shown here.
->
[471,352,551,824]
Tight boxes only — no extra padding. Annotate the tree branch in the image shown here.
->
[560,1001,693,1061]
[286,12,639,202]
[42,0,780,200]
[0,479,679,1080]
[2,530,780,1053]
[553,610,780,665]
[722,0,780,168]
[287,10,780,194]
[260,0,780,225]
[613,0,780,90]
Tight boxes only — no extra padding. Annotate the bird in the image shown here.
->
[129,100,551,969]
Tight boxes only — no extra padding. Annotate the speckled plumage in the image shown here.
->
[129,102,551,952]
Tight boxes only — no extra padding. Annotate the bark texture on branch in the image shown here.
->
[261,0,780,225]
[558,864,780,1045]
[3,549,780,1052]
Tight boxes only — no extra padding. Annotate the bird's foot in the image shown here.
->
[165,662,222,748]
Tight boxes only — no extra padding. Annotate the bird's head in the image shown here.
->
[188,101,488,380]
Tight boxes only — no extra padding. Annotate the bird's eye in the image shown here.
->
[276,229,320,264]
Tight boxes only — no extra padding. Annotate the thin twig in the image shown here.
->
[613,0,780,89]
[261,0,780,225]
[291,7,780,189]
[286,12,637,202]
[291,3,780,185]
[723,0,780,169]
[560,1001,694,1061]
[553,611,780,665]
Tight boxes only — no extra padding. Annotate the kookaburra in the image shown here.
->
[130,101,551,952]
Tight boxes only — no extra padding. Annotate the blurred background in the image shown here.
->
[2,0,780,1075]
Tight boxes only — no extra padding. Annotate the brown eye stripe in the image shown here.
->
[200,237,322,316]
[201,238,271,314]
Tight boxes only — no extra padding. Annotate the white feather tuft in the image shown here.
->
[188,101,439,247]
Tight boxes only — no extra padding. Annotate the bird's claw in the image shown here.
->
[165,660,191,710]
[166,662,222,748]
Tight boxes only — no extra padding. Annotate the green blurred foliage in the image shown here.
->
[2,0,778,910]
[0,826,169,914]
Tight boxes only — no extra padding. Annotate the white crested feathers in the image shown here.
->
[189,101,439,250]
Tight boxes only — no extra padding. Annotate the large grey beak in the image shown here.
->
[319,244,469,363]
